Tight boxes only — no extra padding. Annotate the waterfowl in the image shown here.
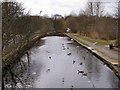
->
[48,69,50,71]
[78,70,84,74]
[49,57,51,59]
[73,60,75,64]
[46,69,50,72]
[80,62,83,65]
[71,85,74,90]
[67,53,71,55]
[83,56,85,60]
[62,78,64,83]
[82,73,87,76]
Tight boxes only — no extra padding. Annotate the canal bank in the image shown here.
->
[2,33,65,71]
[3,36,119,88]
[65,33,120,79]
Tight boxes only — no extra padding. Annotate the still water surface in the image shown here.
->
[4,36,119,88]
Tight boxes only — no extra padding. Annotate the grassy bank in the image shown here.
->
[2,35,42,69]
[2,33,65,70]
[65,33,89,46]
[71,33,115,45]
[65,33,120,79]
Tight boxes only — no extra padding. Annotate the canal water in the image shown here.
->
[4,36,119,88]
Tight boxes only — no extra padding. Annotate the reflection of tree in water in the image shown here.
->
[3,51,32,88]
[84,52,93,80]
[84,50,101,80]
[30,39,45,51]
[26,51,30,66]
[107,69,119,88]
[3,38,45,88]
[3,65,25,88]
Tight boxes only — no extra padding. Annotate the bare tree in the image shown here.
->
[2,2,25,49]
[94,1,103,17]
[86,1,94,16]
[86,0,103,17]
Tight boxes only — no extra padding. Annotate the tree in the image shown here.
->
[86,0,103,17]
[94,1,104,17]
[41,18,54,34]
[66,16,78,33]
[86,1,94,16]
[2,2,25,48]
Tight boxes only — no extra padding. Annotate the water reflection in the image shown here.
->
[3,36,119,88]
[3,39,45,88]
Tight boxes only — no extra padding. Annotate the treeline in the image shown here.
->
[65,1,119,47]
[2,2,54,56]
[65,1,118,41]
[2,1,119,55]
[65,15,118,40]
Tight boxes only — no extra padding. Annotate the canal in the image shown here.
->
[4,36,119,88]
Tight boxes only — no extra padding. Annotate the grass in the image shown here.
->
[71,33,116,45]
[73,37,89,46]
[65,33,89,46]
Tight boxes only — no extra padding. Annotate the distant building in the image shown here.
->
[54,14,62,19]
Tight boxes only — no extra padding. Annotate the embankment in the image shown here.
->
[2,33,65,72]
[65,33,120,79]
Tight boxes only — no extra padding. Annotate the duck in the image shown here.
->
[83,56,85,60]
[49,57,51,59]
[62,78,64,83]
[73,60,75,64]
[48,69,50,71]
[80,62,83,65]
[46,69,50,72]
[78,70,84,74]
[82,73,87,76]
[67,53,71,55]
[71,85,74,89]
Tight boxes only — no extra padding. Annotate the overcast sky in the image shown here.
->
[1,0,119,17]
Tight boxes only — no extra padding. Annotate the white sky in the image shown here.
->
[1,0,119,17]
